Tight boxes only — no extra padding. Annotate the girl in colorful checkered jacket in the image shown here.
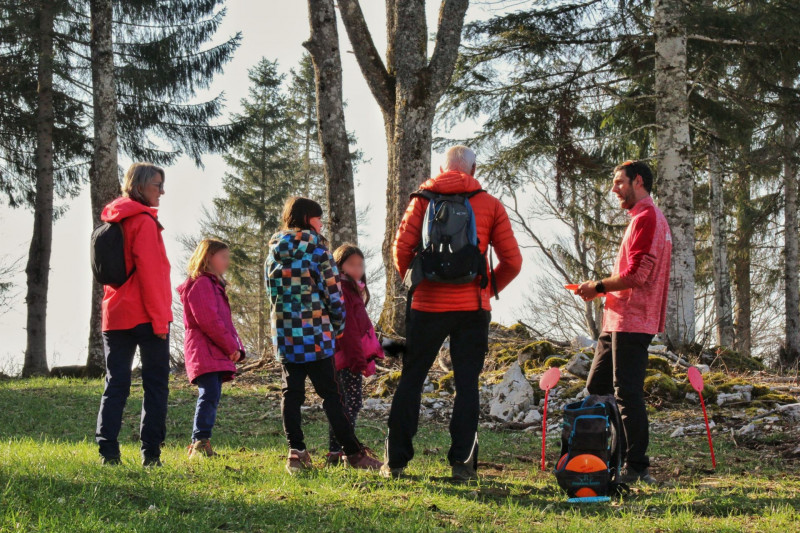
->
[266,197,383,474]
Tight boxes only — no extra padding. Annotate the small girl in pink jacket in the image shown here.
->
[326,243,384,465]
[177,239,245,458]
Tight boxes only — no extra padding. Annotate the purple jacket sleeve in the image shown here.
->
[185,277,239,356]
[338,286,367,371]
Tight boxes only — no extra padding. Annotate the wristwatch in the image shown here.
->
[595,280,606,294]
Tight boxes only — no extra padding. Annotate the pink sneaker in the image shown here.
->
[286,449,313,474]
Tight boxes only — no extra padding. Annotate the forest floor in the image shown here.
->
[1,370,799,532]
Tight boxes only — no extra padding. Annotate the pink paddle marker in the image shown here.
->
[688,366,716,469]
[539,366,561,471]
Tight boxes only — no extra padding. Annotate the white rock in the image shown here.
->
[685,392,699,402]
[695,364,711,374]
[570,335,597,351]
[737,424,756,436]
[777,403,800,423]
[363,398,385,410]
[489,362,535,422]
[565,352,593,379]
[648,344,668,355]
[716,391,747,406]
[670,427,685,438]
[523,409,542,424]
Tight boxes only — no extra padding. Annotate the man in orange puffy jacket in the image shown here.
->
[382,146,522,480]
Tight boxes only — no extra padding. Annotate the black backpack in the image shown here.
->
[554,394,627,498]
[90,213,157,287]
[403,189,497,310]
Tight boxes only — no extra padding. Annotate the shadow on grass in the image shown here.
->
[2,469,423,532]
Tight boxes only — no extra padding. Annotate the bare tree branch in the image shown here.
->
[337,0,395,114]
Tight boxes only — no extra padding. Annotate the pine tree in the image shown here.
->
[1,0,242,374]
[206,58,298,358]
[81,0,243,372]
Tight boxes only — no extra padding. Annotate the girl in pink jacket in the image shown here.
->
[177,239,245,458]
[326,243,384,465]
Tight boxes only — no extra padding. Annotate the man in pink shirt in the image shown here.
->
[577,160,672,485]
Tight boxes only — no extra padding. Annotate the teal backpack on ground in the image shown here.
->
[554,394,628,498]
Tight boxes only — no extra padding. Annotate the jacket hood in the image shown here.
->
[419,170,483,195]
[269,229,322,263]
[176,277,193,299]
[101,196,159,223]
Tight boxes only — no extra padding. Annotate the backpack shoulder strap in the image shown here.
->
[466,189,486,199]
[410,189,436,201]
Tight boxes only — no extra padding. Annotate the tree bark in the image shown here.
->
[86,0,120,377]
[707,138,734,348]
[732,163,752,357]
[22,1,56,377]
[782,103,800,367]
[304,0,358,248]
[338,0,469,335]
[653,0,695,349]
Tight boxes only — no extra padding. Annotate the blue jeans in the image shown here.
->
[192,372,224,441]
[95,322,170,459]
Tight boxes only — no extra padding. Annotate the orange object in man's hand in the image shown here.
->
[564,284,579,291]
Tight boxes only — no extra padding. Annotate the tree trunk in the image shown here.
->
[338,0,469,335]
[708,139,734,348]
[304,0,358,248]
[22,1,56,377]
[783,109,800,366]
[86,0,120,377]
[258,223,267,358]
[732,164,752,357]
[653,0,695,349]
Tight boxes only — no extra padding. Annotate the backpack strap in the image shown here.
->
[119,211,160,280]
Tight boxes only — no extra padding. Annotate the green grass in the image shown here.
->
[1,376,798,532]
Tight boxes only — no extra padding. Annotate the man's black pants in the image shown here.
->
[386,309,490,469]
[585,331,653,472]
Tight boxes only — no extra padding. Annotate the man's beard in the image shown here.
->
[620,191,636,209]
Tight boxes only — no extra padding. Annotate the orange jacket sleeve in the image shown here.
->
[393,196,426,278]
[489,199,522,296]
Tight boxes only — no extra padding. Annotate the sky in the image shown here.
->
[0,1,537,373]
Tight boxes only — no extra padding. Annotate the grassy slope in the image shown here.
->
[0,377,798,532]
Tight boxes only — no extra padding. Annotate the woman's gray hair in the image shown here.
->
[122,162,165,206]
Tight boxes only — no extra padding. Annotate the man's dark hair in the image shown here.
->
[614,160,653,193]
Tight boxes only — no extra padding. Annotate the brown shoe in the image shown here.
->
[188,439,218,458]
[286,449,313,474]
[345,447,383,470]
[325,451,344,467]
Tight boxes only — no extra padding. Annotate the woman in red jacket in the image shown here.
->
[95,162,173,467]
[326,244,384,465]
